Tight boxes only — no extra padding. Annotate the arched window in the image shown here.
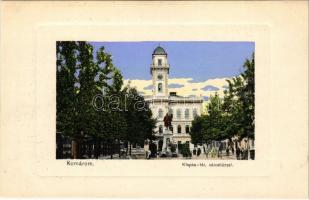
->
[177,109,181,119]
[185,125,190,134]
[158,83,162,93]
[158,109,163,118]
[193,108,198,118]
[159,125,163,134]
[177,125,182,134]
[185,109,190,119]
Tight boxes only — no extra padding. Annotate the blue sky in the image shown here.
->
[89,41,255,82]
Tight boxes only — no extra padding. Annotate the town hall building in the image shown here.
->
[144,46,203,149]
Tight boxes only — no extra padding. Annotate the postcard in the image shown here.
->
[0,1,308,198]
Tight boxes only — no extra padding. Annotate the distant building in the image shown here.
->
[144,46,203,148]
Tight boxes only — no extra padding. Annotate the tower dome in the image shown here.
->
[153,46,167,55]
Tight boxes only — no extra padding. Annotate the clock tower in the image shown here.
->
[151,46,169,97]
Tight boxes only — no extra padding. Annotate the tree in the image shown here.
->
[190,115,205,145]
[190,93,225,149]
[56,42,80,158]
[57,42,157,159]
[56,41,78,138]
[74,42,100,158]
[123,87,156,155]
[239,54,255,139]
[223,53,255,140]
[206,93,225,141]
[94,47,127,159]
[56,42,125,158]
[189,53,255,151]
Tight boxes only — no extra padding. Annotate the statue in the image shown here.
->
[162,112,173,156]
[163,112,173,131]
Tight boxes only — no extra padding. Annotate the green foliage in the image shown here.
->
[190,115,205,145]
[56,41,78,138]
[190,53,255,144]
[123,87,156,145]
[56,41,156,158]
[223,53,255,140]
[179,143,192,158]
[170,144,176,153]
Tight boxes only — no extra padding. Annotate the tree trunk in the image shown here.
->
[110,142,113,159]
[56,133,63,159]
[72,140,77,159]
[126,141,129,156]
[247,137,250,160]
[119,140,121,158]
[77,141,83,159]
[94,139,99,159]
[72,140,83,159]
[87,141,92,158]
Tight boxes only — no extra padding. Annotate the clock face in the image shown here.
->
[157,74,163,80]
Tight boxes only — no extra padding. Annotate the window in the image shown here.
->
[185,109,189,119]
[177,109,181,119]
[169,108,173,116]
[177,125,182,134]
[158,83,162,93]
[185,125,190,134]
[158,109,163,118]
[193,108,197,118]
[159,125,163,134]
[158,59,162,66]
[170,125,173,133]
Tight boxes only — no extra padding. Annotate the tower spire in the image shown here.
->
[151,46,169,97]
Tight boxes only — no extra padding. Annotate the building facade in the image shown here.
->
[144,46,203,147]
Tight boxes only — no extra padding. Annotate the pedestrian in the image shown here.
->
[205,146,209,158]
[197,148,201,156]
[218,142,223,158]
[240,148,243,160]
[203,146,207,157]
[236,146,240,160]
[147,149,151,159]
[244,149,248,160]
[193,148,196,155]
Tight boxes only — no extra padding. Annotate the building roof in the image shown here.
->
[169,95,203,102]
[153,46,167,55]
[144,94,203,103]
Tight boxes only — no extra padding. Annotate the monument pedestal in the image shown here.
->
[161,128,173,155]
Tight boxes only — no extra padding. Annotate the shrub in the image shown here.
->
[170,144,176,153]
[181,144,192,158]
